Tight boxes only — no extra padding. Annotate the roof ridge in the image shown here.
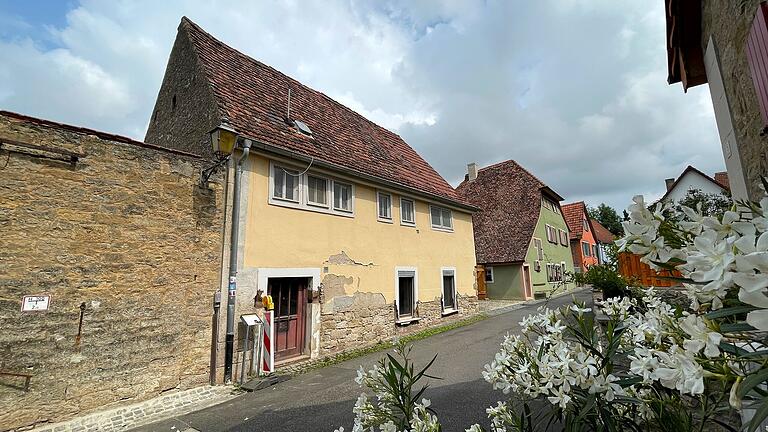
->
[180,17,403,138]
[478,159,546,187]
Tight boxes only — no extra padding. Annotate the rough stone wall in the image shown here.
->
[144,22,221,157]
[319,294,479,356]
[701,0,768,199]
[0,114,225,431]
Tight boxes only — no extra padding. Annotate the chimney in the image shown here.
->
[467,162,478,181]
[665,178,675,191]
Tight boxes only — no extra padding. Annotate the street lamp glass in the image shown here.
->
[210,125,237,155]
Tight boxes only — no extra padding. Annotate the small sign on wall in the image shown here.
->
[21,295,51,312]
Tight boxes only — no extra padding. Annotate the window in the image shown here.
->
[430,205,453,231]
[307,175,329,207]
[273,165,300,202]
[583,219,590,231]
[269,161,354,217]
[559,229,568,246]
[333,181,353,212]
[395,268,417,322]
[593,245,600,259]
[582,241,591,257]
[547,263,564,283]
[533,238,543,260]
[400,198,415,226]
[377,192,392,221]
[441,268,457,313]
[485,266,494,283]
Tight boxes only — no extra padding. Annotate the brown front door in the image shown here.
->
[523,265,532,299]
[268,277,307,361]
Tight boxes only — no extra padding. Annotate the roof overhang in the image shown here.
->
[665,0,707,91]
[241,136,481,213]
[540,186,564,202]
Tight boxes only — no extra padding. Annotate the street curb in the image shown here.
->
[483,287,591,317]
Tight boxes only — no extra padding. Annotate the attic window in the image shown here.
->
[294,120,313,136]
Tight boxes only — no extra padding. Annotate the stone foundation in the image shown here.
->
[320,294,479,355]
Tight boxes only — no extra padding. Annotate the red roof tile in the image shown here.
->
[180,17,467,207]
[562,202,588,241]
[456,160,559,264]
[590,218,615,244]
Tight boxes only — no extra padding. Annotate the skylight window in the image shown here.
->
[294,120,313,136]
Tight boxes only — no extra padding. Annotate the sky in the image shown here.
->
[0,0,723,212]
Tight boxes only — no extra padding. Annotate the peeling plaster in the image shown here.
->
[325,251,375,267]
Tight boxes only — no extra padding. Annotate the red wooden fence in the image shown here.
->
[617,253,682,287]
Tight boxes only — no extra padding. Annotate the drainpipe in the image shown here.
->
[224,139,251,384]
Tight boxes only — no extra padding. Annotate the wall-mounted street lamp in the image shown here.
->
[210,122,237,156]
[204,121,252,384]
[200,123,238,187]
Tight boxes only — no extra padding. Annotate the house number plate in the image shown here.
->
[21,295,51,312]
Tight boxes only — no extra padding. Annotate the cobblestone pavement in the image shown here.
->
[28,386,240,432]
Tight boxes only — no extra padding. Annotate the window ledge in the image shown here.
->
[395,317,420,326]
[441,309,458,317]
[378,217,394,224]
[400,221,416,227]
[431,226,454,233]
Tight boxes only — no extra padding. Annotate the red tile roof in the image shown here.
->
[714,171,730,190]
[180,17,468,207]
[590,218,615,244]
[456,160,560,264]
[562,202,588,241]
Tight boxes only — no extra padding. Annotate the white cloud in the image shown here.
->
[0,0,724,212]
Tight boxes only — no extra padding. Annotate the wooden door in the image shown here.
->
[268,278,307,361]
[522,265,532,299]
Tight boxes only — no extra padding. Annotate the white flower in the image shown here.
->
[652,346,705,395]
[629,347,659,383]
[547,385,572,409]
[729,378,743,409]
[746,309,768,331]
[465,425,483,432]
[679,314,722,358]
[587,374,625,401]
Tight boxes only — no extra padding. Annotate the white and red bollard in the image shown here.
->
[261,310,274,375]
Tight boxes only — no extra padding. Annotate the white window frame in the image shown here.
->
[306,174,331,209]
[583,218,590,232]
[271,164,301,203]
[377,191,393,223]
[400,197,416,226]
[430,205,454,232]
[485,265,494,283]
[395,266,419,324]
[268,161,355,217]
[582,241,591,257]
[441,267,458,315]
[559,229,568,246]
[332,180,354,214]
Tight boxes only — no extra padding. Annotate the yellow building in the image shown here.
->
[146,18,478,370]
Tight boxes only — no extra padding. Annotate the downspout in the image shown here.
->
[224,139,251,383]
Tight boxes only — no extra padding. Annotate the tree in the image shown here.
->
[587,203,623,237]
[675,188,731,217]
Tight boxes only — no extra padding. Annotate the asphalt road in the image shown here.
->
[131,290,591,432]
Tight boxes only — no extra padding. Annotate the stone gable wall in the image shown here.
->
[701,0,768,198]
[0,115,225,431]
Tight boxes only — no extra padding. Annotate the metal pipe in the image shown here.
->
[210,291,221,385]
[224,139,252,383]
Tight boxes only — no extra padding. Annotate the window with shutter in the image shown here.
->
[747,2,768,130]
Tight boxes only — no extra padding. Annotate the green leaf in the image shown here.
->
[720,341,752,356]
[720,322,757,332]
[749,396,768,432]
[705,305,759,319]
[740,370,768,399]
[616,376,643,387]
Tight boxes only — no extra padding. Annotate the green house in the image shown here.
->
[456,160,575,299]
